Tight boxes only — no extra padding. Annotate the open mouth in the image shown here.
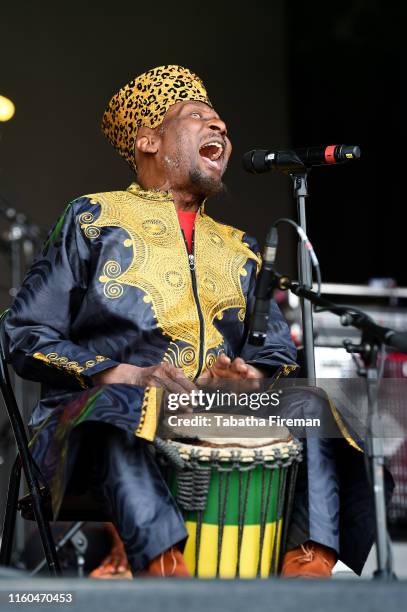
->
[198,141,224,171]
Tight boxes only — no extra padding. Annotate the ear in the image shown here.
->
[135,127,160,155]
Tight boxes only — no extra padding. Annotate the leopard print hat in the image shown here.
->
[101,65,212,170]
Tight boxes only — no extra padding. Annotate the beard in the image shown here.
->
[189,167,226,198]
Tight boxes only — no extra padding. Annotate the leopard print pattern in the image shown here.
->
[101,65,212,170]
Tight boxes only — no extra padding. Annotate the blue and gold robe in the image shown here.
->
[5,182,297,518]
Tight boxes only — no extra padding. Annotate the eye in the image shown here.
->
[191,111,201,118]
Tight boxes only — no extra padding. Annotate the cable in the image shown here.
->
[272,217,322,297]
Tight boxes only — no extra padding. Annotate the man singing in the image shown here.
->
[6,65,382,578]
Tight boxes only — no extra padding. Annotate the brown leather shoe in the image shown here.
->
[89,552,132,579]
[138,547,191,578]
[281,541,337,578]
[89,524,132,579]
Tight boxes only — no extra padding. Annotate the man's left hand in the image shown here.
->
[198,354,266,385]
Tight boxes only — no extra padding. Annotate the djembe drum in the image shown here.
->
[156,436,302,578]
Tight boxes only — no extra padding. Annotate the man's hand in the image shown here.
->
[198,354,267,386]
[91,362,197,395]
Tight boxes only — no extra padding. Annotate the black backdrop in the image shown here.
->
[287,0,404,285]
[0,0,405,305]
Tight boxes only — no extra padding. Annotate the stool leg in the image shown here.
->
[29,485,61,577]
[0,456,21,565]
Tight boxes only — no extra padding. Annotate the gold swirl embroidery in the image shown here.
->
[103,260,121,278]
[179,346,196,367]
[163,343,197,370]
[238,308,246,322]
[80,211,101,238]
[99,260,124,299]
[81,189,259,379]
[205,348,225,370]
[35,352,84,372]
[79,211,94,224]
[105,282,123,298]
[205,352,217,369]
[86,226,100,238]
[32,351,109,389]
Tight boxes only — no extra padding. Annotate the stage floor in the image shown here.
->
[333,542,407,579]
[0,575,406,612]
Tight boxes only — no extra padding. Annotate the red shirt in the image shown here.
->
[177,210,197,253]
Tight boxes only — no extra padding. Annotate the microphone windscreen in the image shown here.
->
[337,145,361,162]
[242,150,269,174]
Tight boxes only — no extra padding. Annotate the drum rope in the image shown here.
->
[236,469,253,578]
[177,467,212,512]
[270,466,288,575]
[257,466,275,578]
[195,510,203,578]
[153,437,186,470]
[216,470,231,578]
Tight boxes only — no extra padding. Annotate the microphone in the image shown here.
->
[342,312,407,355]
[383,330,407,354]
[248,227,278,346]
[243,145,361,174]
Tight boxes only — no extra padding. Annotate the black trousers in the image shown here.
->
[65,422,187,575]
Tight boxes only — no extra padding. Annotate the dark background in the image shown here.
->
[0,0,404,307]
[287,0,404,285]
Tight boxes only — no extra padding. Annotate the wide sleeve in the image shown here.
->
[239,234,299,377]
[5,199,120,389]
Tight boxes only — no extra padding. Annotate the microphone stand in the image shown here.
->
[271,270,396,580]
[271,157,317,381]
[291,171,316,382]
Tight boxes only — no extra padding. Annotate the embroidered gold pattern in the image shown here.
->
[194,212,259,368]
[281,364,299,376]
[81,184,259,379]
[205,349,224,370]
[32,352,108,389]
[99,260,124,298]
[136,386,162,441]
[268,364,299,387]
[79,212,100,239]
[328,398,363,452]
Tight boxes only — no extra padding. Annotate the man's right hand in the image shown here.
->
[91,362,197,395]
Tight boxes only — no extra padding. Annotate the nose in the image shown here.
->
[208,116,227,137]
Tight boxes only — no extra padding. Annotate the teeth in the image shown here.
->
[200,141,224,161]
